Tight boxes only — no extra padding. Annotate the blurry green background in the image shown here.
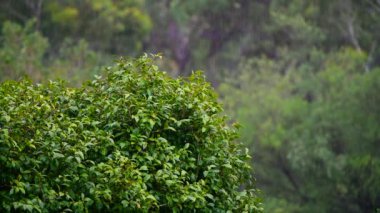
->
[0,0,379,212]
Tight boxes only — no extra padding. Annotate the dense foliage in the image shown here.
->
[1,0,380,212]
[0,55,261,212]
[0,20,106,85]
[220,49,380,212]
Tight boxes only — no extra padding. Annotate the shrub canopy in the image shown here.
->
[0,55,261,212]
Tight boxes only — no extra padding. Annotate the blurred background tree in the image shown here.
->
[0,0,379,212]
[220,48,380,212]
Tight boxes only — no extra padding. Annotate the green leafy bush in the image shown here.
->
[0,55,262,212]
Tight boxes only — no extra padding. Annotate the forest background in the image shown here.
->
[0,0,379,212]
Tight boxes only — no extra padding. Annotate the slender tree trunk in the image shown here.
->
[25,0,44,30]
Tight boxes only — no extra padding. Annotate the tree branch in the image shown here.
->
[2,1,28,22]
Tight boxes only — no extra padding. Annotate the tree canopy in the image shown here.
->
[0,55,262,212]
[1,0,380,212]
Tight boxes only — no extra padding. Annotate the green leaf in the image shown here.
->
[4,115,11,122]
[53,152,65,159]
[75,151,84,160]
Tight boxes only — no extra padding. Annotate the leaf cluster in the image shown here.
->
[0,55,261,212]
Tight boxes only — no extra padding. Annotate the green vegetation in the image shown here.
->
[220,49,380,212]
[1,0,380,212]
[0,20,106,85]
[0,56,261,212]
